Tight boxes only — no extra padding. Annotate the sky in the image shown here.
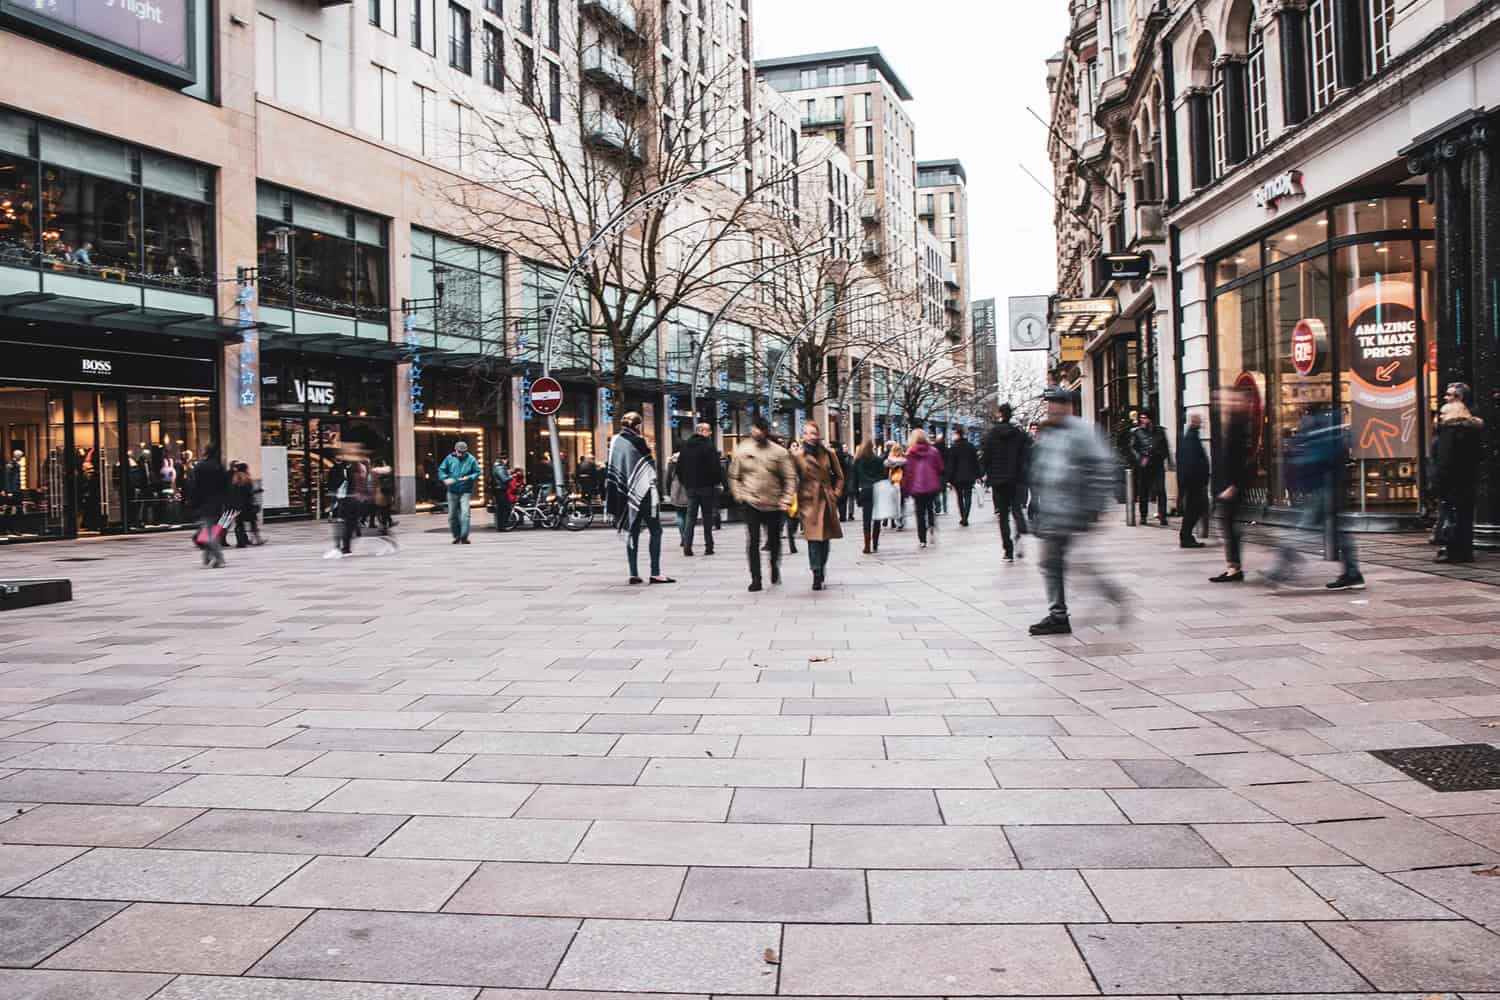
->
[753,0,1071,316]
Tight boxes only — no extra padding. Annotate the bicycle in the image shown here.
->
[507,486,560,530]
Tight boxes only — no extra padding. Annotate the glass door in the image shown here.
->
[70,391,123,535]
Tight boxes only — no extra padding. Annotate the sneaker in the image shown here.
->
[1028,615,1072,636]
[322,549,343,560]
[1326,573,1366,591]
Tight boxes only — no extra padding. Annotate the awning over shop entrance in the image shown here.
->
[0,292,282,343]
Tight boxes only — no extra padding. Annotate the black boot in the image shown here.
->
[812,569,824,591]
[1028,614,1071,636]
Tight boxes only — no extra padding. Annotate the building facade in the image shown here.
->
[1047,0,1500,532]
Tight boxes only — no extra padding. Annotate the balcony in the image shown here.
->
[861,238,882,259]
[944,296,962,314]
[800,102,845,129]
[942,264,960,289]
[917,203,934,220]
[860,197,879,223]
[580,0,640,40]
[585,112,643,161]
[583,47,644,100]
[1133,202,1165,245]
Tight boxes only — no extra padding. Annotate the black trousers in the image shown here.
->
[1448,490,1476,560]
[1221,493,1243,568]
[745,507,783,583]
[339,502,362,553]
[683,488,715,551]
[1179,486,1207,544]
[913,492,939,544]
[1137,464,1167,523]
[955,484,974,522]
[991,482,1028,557]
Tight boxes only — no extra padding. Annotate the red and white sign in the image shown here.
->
[529,376,564,416]
[1291,318,1324,376]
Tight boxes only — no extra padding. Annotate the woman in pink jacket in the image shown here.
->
[901,429,946,548]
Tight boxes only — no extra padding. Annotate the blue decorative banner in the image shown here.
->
[600,387,614,425]
[404,313,425,415]
[236,282,257,407]
[520,374,534,421]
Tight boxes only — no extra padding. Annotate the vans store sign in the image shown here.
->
[293,379,336,407]
[1252,170,1305,210]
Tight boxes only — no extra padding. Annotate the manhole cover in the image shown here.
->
[1370,744,1500,792]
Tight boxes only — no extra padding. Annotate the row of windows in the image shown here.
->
[386,0,559,61]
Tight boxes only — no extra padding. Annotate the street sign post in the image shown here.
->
[529,376,564,416]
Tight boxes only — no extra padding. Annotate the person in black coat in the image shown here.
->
[980,403,1031,561]
[1210,388,1254,583]
[835,441,857,522]
[946,429,981,526]
[189,444,230,568]
[1435,392,1484,564]
[676,422,722,556]
[1129,410,1172,526]
[1176,413,1210,548]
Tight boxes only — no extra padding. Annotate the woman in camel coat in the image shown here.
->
[791,421,844,591]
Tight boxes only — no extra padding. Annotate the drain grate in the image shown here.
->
[1370,744,1500,792]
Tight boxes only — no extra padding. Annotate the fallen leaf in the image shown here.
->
[1474,866,1500,877]
[763,948,780,965]
[808,655,834,663]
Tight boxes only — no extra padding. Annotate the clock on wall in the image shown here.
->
[1011,313,1048,351]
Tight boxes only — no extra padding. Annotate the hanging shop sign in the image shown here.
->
[1291,318,1327,376]
[1096,252,1151,284]
[1252,169,1305,210]
[1007,295,1051,352]
[1347,278,1418,460]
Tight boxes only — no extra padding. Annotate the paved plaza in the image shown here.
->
[1,507,1500,998]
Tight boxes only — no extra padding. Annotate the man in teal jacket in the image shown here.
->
[437,440,481,544]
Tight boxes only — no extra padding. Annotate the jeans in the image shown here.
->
[1270,479,1358,579]
[682,488,715,551]
[1179,486,1207,544]
[745,507,783,583]
[448,492,471,540]
[955,484,974,522]
[913,492,939,544]
[1040,533,1123,619]
[807,539,830,574]
[627,506,663,578]
[991,482,1028,557]
[1137,463,1167,523]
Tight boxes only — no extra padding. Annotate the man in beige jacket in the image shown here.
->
[730,416,797,592]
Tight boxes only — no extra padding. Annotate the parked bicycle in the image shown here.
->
[502,484,593,531]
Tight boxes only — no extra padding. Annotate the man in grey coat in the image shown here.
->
[1028,387,1127,636]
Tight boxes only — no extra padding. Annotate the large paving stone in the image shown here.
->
[812,824,1016,869]
[551,919,779,994]
[312,779,535,818]
[14,847,308,904]
[1304,816,1500,872]
[675,867,867,922]
[1392,867,1500,927]
[514,784,732,821]
[1107,787,1278,823]
[572,820,808,867]
[444,861,686,919]
[0,844,87,892]
[152,809,408,855]
[150,976,479,999]
[867,869,1104,922]
[448,754,646,785]
[0,770,189,805]
[145,775,347,811]
[937,789,1129,825]
[1297,866,1462,919]
[250,910,577,988]
[779,924,1096,996]
[0,898,125,966]
[44,903,310,975]
[0,804,201,847]
[1072,922,1368,993]
[729,788,942,824]
[1191,822,1355,866]
[1081,867,1340,921]
[0,969,172,1000]
[1006,824,1225,868]
[1313,920,1500,989]
[258,856,479,912]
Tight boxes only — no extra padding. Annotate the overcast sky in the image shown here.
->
[753,0,1070,311]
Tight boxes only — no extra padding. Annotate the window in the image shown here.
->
[861,92,872,121]
[519,0,532,33]
[1247,25,1268,154]
[412,0,435,53]
[369,0,381,28]
[483,24,504,90]
[449,3,472,73]
[414,83,435,155]
[518,42,535,106]
[800,68,816,88]
[829,64,845,86]
[1367,0,1395,71]
[485,0,500,13]
[548,62,561,122]
[1308,0,1337,113]
[256,185,388,321]
[1110,0,1130,74]
[545,0,558,50]
[863,160,874,190]
[374,63,397,141]
[680,14,688,58]
[1210,65,1228,178]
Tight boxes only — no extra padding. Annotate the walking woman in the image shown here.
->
[790,421,843,590]
[902,429,946,548]
[884,441,907,530]
[852,438,887,553]
[605,411,674,585]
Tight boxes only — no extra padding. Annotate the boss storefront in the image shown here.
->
[0,332,217,541]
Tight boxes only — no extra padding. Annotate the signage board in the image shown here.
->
[1007,295,1050,352]
[0,339,215,393]
[1252,169,1305,210]
[1291,318,1326,376]
[1097,252,1151,284]
[0,0,196,86]
[1057,334,1085,363]
[1347,279,1418,460]
[259,446,289,510]
[529,376,564,416]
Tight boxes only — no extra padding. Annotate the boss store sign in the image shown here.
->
[0,339,215,392]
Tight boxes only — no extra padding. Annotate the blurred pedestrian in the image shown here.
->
[730,416,796,592]
[677,421,721,556]
[371,456,397,544]
[1266,407,1363,590]
[1027,388,1124,635]
[437,440,480,544]
[884,441,908,530]
[491,455,514,531]
[1176,413,1209,549]
[790,421,843,590]
[605,412,673,585]
[982,403,1031,561]
[1129,409,1172,526]
[934,431,951,514]
[852,439,887,553]
[1210,386,1254,582]
[190,444,229,569]
[576,453,599,506]
[836,439,857,522]
[947,427,980,526]
[229,461,263,548]
[902,429,945,548]
[1435,384,1483,564]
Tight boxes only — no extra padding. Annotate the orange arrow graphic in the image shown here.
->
[1360,418,1400,458]
[1376,361,1400,382]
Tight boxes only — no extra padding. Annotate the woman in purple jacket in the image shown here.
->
[901,429,946,548]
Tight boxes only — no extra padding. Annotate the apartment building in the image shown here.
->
[916,158,971,369]
[1048,0,1500,535]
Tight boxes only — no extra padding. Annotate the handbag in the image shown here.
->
[872,480,900,521]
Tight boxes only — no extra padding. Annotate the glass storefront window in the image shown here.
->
[0,155,38,268]
[1265,212,1329,263]
[1214,241,1262,287]
[143,191,210,287]
[1215,280,1269,503]
[40,166,140,277]
[1335,196,1414,237]
[410,227,507,355]
[1268,254,1333,504]
[255,183,388,324]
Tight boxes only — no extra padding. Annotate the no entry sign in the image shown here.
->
[530,376,564,416]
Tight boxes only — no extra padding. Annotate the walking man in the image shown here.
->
[437,439,481,544]
[947,428,980,526]
[730,416,797,592]
[1435,383,1483,564]
[677,421,721,556]
[1028,387,1124,636]
[1265,407,1364,590]
[1210,385,1254,583]
[981,403,1031,561]
[1129,409,1172,526]
[189,444,229,569]
[1176,413,1209,548]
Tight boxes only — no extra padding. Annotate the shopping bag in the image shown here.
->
[871,480,900,521]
